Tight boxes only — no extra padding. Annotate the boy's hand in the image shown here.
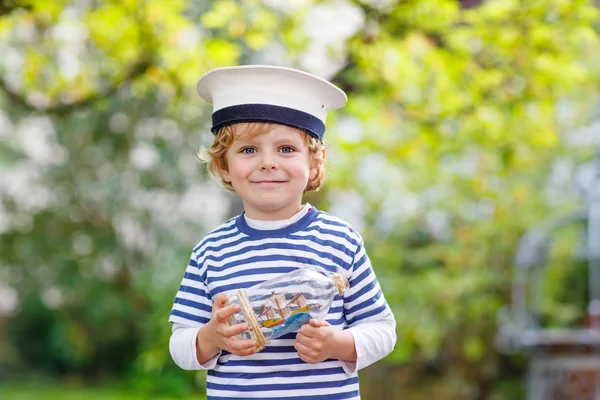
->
[294,319,336,364]
[197,294,257,358]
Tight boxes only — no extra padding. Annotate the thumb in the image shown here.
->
[309,319,330,327]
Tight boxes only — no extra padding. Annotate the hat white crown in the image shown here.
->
[196,65,347,139]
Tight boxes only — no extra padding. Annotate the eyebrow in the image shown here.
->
[234,137,303,147]
[232,137,259,147]
[272,134,304,144]
[233,140,253,146]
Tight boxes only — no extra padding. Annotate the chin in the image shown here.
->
[256,201,290,211]
[251,197,297,210]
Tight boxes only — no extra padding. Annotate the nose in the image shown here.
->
[259,151,278,170]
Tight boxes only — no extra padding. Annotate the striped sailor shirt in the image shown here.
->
[169,205,395,399]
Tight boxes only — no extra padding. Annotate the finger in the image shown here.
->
[295,332,312,347]
[213,293,229,308]
[294,340,312,356]
[300,323,320,338]
[232,347,257,357]
[216,303,240,322]
[222,322,248,338]
[310,319,330,327]
[297,351,314,364]
[294,341,317,362]
[229,338,258,352]
[299,355,317,364]
[299,333,324,353]
[309,319,322,327]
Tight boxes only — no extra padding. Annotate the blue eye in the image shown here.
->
[241,147,256,154]
[280,146,295,153]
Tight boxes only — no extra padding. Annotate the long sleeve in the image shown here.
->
[169,250,218,370]
[169,323,221,370]
[340,239,396,373]
[340,311,396,373]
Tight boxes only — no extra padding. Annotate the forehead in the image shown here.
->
[233,123,308,142]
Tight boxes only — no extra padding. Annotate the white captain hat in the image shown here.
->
[196,65,347,140]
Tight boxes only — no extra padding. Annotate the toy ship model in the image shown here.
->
[256,291,322,338]
[226,268,350,350]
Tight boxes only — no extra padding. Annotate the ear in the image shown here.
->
[220,167,231,183]
[217,159,231,183]
[310,146,326,178]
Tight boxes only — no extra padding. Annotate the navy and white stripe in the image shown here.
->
[169,207,392,399]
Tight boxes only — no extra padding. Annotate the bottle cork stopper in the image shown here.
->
[236,289,266,351]
[333,273,350,296]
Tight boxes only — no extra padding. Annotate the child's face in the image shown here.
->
[221,124,316,220]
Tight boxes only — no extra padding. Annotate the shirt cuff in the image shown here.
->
[343,312,397,373]
[338,329,358,374]
[191,327,221,369]
[170,325,221,370]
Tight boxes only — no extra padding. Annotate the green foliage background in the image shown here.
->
[0,0,599,398]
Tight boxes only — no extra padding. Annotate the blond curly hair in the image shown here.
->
[198,122,326,193]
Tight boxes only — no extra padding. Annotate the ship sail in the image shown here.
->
[268,291,291,319]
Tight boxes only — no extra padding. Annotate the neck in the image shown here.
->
[242,202,304,221]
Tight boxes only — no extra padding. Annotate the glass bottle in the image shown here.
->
[225,266,350,351]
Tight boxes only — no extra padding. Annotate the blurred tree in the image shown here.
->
[322,0,600,398]
[0,0,599,399]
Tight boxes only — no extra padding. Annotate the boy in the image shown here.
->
[169,65,396,399]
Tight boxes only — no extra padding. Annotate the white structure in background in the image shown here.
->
[327,189,366,233]
[0,283,18,317]
[299,1,365,78]
[262,0,365,79]
[496,146,600,400]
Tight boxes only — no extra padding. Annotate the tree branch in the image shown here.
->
[0,0,30,17]
[0,1,161,115]
[0,57,154,115]
[460,0,483,9]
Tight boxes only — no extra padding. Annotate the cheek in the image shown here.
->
[289,160,312,180]
[228,159,252,180]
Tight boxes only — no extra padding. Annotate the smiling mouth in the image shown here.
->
[252,180,287,184]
